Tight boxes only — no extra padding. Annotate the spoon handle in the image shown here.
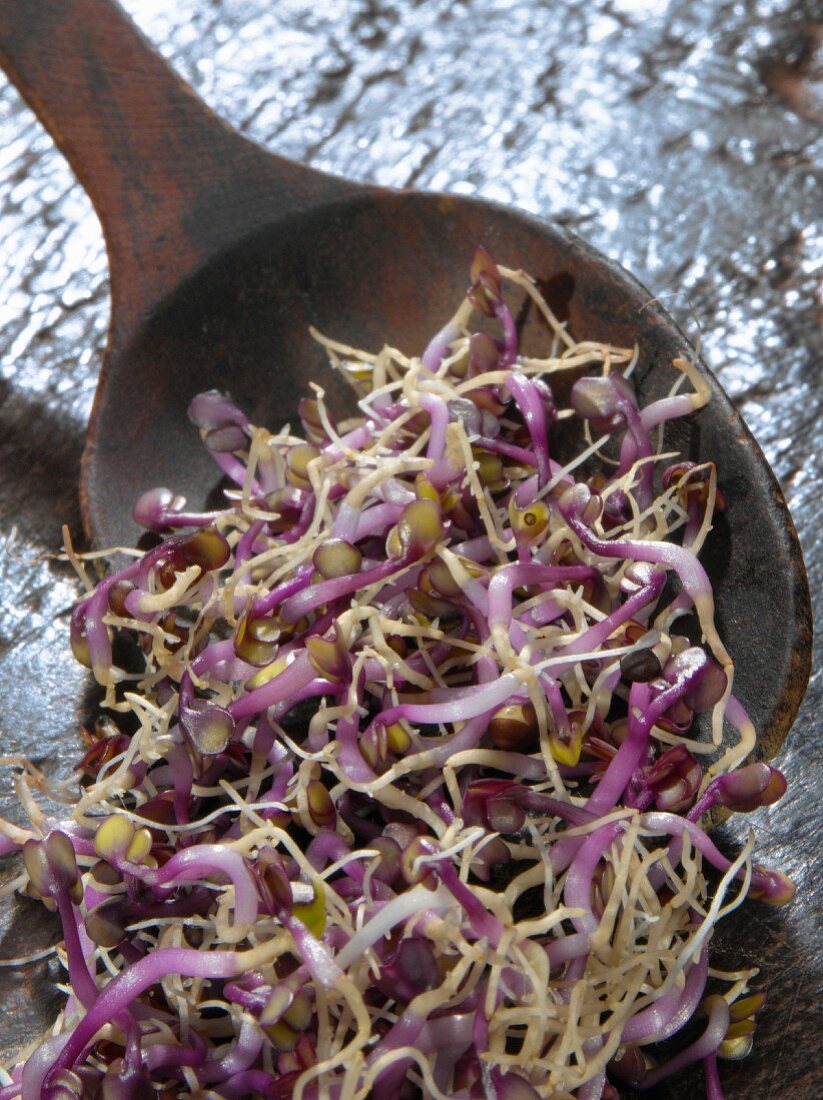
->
[0,0,355,338]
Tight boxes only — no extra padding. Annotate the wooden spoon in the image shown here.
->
[0,0,810,759]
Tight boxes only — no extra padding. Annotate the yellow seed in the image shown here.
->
[582,492,603,525]
[449,348,470,378]
[718,1035,753,1061]
[179,527,231,571]
[306,635,347,681]
[442,486,463,512]
[400,836,438,888]
[724,1019,756,1039]
[94,815,135,860]
[265,1020,300,1052]
[283,990,312,1031]
[298,397,326,443]
[260,985,292,1026]
[23,841,51,898]
[548,722,584,767]
[45,831,79,882]
[346,364,373,383]
[395,499,443,557]
[236,610,280,666]
[313,539,362,579]
[386,524,404,559]
[414,473,441,503]
[424,559,462,598]
[729,992,767,1022]
[359,734,382,770]
[458,555,487,579]
[385,722,411,755]
[70,631,92,669]
[407,588,460,621]
[245,657,288,691]
[125,828,154,864]
[510,499,550,542]
[474,450,505,488]
[306,781,335,828]
[286,443,320,488]
[292,881,326,939]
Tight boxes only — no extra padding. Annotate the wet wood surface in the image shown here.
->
[0,0,819,1096]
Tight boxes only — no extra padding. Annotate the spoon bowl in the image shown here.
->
[0,0,811,760]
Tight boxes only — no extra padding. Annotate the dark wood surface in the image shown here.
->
[0,0,818,1096]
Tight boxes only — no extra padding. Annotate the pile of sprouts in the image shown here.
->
[0,249,793,1099]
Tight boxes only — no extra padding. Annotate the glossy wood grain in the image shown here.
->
[0,0,813,1090]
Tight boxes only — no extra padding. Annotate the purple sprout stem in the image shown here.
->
[228,651,316,720]
[586,678,689,817]
[421,320,462,372]
[422,1013,475,1093]
[703,1050,726,1100]
[621,947,708,1044]
[548,568,667,672]
[143,1038,206,1073]
[233,519,267,567]
[213,1070,281,1097]
[639,812,779,898]
[425,781,456,825]
[544,677,692,877]
[147,844,258,928]
[577,1057,606,1100]
[495,302,519,367]
[640,393,698,433]
[372,670,521,728]
[451,534,493,562]
[335,712,378,784]
[279,557,409,624]
[250,563,314,617]
[198,1019,264,1084]
[682,495,704,550]
[520,793,597,828]
[518,597,565,628]
[472,433,538,468]
[369,1011,427,1099]
[322,422,378,464]
[280,493,318,546]
[281,912,342,989]
[417,392,449,463]
[487,563,595,634]
[53,889,101,1013]
[416,712,490,768]
[190,638,256,682]
[545,932,592,971]
[206,449,258,493]
[353,501,406,541]
[162,740,194,825]
[0,832,22,857]
[563,821,624,933]
[22,1034,73,1100]
[42,948,240,1093]
[505,372,551,486]
[616,405,654,511]
[561,486,717,630]
[638,995,730,1090]
[305,832,359,878]
[433,860,505,947]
